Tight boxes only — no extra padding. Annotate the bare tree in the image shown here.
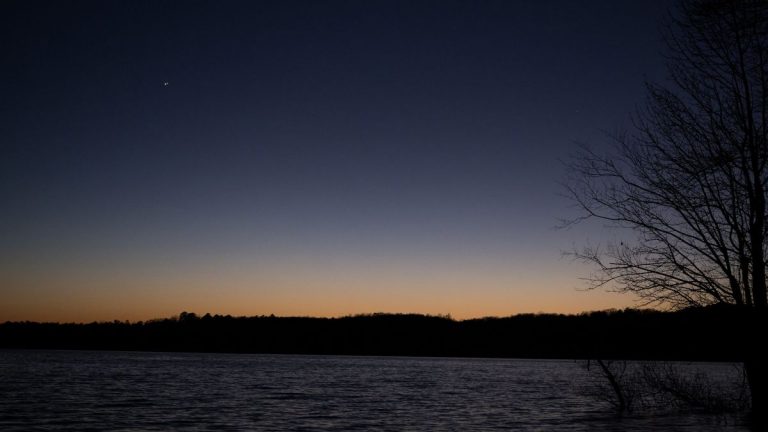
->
[584,359,638,413]
[564,0,768,418]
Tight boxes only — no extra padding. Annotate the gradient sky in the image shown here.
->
[1,0,669,322]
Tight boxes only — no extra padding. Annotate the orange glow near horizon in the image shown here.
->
[0,257,636,323]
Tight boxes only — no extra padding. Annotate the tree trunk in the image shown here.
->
[745,311,767,424]
[596,359,627,413]
[745,358,767,424]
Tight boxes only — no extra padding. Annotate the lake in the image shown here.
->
[0,350,750,431]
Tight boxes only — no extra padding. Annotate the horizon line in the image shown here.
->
[0,307,685,325]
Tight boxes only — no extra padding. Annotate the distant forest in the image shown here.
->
[0,307,755,361]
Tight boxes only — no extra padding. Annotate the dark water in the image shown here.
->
[0,350,750,431]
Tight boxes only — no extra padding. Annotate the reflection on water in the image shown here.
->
[0,350,750,431]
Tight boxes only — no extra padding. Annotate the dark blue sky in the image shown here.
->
[1,0,669,321]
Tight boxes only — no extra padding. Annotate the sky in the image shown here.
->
[1,0,670,322]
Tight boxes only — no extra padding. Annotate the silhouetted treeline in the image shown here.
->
[0,306,756,361]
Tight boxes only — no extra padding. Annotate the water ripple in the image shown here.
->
[0,351,750,431]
